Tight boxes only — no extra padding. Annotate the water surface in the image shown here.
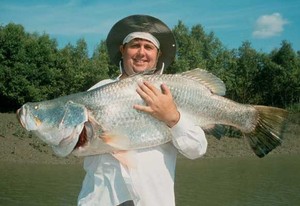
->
[1,155,299,205]
[175,155,300,206]
[0,163,84,206]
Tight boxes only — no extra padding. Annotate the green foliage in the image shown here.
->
[287,103,300,113]
[0,24,112,111]
[0,22,299,112]
[269,41,300,107]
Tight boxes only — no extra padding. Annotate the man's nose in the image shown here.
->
[137,46,146,56]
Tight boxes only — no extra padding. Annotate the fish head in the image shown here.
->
[17,101,65,131]
[17,100,89,156]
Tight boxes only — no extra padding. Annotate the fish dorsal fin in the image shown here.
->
[181,68,226,96]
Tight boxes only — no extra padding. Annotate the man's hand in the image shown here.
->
[133,81,180,128]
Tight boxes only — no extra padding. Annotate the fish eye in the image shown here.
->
[34,105,39,110]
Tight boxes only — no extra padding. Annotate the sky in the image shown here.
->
[1,0,299,56]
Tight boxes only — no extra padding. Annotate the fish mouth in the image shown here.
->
[16,106,41,130]
[16,108,26,128]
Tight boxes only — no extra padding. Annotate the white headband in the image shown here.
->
[122,32,160,49]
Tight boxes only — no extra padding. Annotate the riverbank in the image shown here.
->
[1,112,299,164]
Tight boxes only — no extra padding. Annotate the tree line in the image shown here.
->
[0,22,299,112]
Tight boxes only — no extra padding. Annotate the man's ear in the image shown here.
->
[155,50,161,65]
[158,50,162,57]
[119,45,124,55]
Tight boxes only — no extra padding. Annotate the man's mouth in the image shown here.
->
[133,59,147,65]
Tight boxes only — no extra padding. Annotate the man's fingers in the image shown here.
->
[142,81,161,96]
[160,83,171,95]
[133,104,152,113]
[136,86,153,103]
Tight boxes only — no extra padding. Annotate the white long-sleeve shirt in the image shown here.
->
[77,79,207,206]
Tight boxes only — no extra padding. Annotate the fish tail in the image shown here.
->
[246,106,289,158]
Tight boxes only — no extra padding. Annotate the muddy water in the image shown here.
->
[0,155,299,206]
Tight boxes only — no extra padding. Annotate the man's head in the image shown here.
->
[120,32,161,75]
[106,15,176,76]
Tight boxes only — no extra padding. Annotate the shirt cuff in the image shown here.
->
[170,111,192,137]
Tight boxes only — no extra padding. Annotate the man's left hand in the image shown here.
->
[133,81,180,128]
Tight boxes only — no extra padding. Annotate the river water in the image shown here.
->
[0,155,299,206]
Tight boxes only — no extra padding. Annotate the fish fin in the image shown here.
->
[246,106,289,158]
[100,132,130,150]
[90,114,131,150]
[112,150,137,169]
[203,124,225,140]
[182,68,226,96]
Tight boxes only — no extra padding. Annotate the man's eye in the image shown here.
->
[130,44,140,48]
[145,45,155,50]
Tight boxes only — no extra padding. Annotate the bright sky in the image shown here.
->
[1,0,299,56]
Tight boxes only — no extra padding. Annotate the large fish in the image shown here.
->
[17,69,288,158]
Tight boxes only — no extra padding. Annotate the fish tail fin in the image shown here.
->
[246,106,289,158]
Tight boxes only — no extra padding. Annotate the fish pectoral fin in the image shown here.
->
[203,124,225,140]
[112,150,137,169]
[100,132,130,150]
[88,113,101,127]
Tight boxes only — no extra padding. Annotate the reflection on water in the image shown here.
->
[0,155,299,206]
[0,163,85,206]
[175,155,300,206]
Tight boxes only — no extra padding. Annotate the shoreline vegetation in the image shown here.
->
[1,112,299,165]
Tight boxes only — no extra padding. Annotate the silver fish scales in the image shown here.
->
[17,69,288,158]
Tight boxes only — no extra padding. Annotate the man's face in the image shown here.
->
[120,38,160,76]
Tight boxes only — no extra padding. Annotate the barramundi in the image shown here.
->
[17,69,288,158]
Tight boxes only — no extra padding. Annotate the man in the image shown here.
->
[78,15,207,206]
